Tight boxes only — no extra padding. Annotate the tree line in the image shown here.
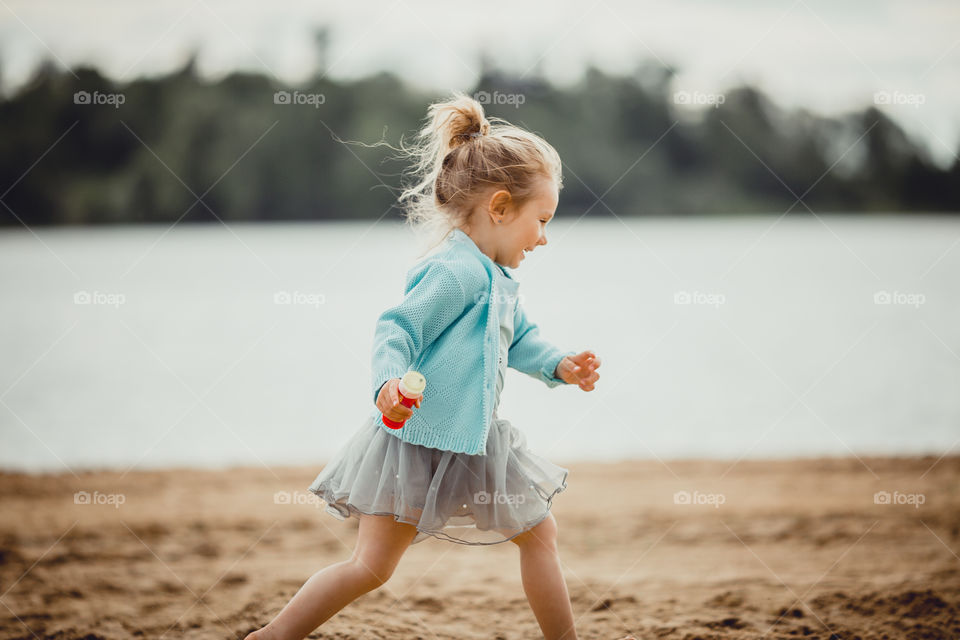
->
[1,55,957,226]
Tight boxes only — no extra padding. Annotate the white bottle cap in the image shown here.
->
[398,371,426,398]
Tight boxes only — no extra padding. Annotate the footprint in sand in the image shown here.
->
[412,596,445,612]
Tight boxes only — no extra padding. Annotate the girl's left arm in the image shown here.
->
[507,302,575,388]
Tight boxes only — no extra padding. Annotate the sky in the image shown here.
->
[1,0,958,168]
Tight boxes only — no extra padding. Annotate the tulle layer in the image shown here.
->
[307,413,568,545]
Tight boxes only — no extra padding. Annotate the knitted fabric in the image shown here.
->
[369,227,573,455]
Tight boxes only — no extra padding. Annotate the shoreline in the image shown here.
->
[2,451,952,476]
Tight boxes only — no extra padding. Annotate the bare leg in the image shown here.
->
[246,513,419,640]
[512,513,579,640]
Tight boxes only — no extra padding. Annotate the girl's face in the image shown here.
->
[496,177,558,269]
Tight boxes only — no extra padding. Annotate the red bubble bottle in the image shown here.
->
[381,371,426,429]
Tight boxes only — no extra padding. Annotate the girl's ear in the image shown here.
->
[487,189,512,223]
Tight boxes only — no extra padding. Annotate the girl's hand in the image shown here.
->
[555,350,601,391]
[376,377,422,422]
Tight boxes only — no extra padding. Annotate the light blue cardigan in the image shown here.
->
[369,227,574,456]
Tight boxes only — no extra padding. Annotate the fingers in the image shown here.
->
[572,352,601,376]
[572,350,600,367]
[572,350,592,365]
[383,400,414,422]
[384,406,413,422]
[378,378,422,422]
[571,351,600,391]
[578,369,599,391]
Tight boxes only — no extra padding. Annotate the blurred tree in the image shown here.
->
[0,57,956,227]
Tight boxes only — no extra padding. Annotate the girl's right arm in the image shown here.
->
[370,260,468,405]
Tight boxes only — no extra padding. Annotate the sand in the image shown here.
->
[0,455,958,639]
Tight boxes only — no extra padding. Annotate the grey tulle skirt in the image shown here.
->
[307,412,569,545]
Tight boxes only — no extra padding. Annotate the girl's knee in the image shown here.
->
[350,515,417,589]
[347,555,394,591]
[513,512,559,551]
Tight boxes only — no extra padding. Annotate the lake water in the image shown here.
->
[1,216,957,474]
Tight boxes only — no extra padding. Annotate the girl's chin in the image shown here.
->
[500,252,524,268]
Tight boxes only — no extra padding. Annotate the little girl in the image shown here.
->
[247,92,606,640]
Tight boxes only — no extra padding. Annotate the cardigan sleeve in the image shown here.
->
[507,302,575,388]
[370,261,467,403]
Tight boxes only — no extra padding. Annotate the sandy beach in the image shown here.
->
[1,455,957,639]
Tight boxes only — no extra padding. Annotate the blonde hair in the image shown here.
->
[394,91,563,257]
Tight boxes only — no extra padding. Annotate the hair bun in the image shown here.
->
[427,93,490,151]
